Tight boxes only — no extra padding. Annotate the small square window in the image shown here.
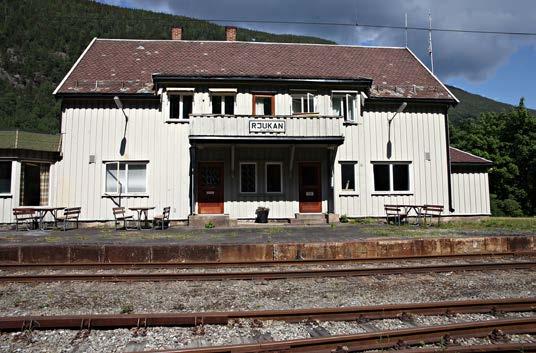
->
[332,94,356,122]
[169,94,193,119]
[393,164,410,191]
[211,95,235,115]
[240,163,257,193]
[291,93,315,114]
[253,95,274,115]
[340,163,356,191]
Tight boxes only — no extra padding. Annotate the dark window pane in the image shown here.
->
[169,95,181,119]
[263,97,273,115]
[224,95,235,114]
[341,164,355,191]
[182,95,193,118]
[240,164,256,193]
[301,165,318,186]
[266,164,282,193]
[393,164,410,191]
[292,97,302,113]
[0,161,12,194]
[373,164,390,191]
[212,95,222,114]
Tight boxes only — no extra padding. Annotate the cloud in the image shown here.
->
[98,0,536,82]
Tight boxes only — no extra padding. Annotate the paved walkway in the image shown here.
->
[0,223,532,246]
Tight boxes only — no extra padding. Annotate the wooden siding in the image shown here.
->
[334,104,450,217]
[0,161,20,223]
[52,99,191,221]
[451,172,491,215]
[190,115,343,138]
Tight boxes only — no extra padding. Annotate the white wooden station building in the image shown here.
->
[0,27,493,224]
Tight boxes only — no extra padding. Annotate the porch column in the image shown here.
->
[189,145,197,215]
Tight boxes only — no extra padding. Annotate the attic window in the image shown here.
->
[169,94,193,120]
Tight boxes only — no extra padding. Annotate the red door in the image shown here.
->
[197,162,224,214]
[299,163,322,213]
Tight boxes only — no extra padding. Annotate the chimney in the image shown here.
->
[225,26,237,41]
[171,26,183,40]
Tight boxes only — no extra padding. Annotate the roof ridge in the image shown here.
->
[94,38,406,50]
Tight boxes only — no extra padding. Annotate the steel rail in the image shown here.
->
[1,252,534,270]
[137,317,536,353]
[392,343,536,353]
[0,261,534,283]
[0,298,534,331]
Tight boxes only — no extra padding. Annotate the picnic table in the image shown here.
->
[129,206,155,230]
[14,206,65,230]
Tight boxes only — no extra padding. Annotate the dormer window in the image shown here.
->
[332,92,357,122]
[291,93,316,114]
[169,93,193,120]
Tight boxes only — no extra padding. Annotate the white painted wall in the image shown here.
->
[0,161,20,224]
[451,171,491,215]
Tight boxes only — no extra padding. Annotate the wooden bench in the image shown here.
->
[422,204,444,226]
[153,206,171,230]
[56,207,81,231]
[13,208,39,231]
[384,205,408,225]
[112,207,134,230]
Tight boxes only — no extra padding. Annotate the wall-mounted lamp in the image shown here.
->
[114,96,128,156]
[113,96,123,110]
[387,102,407,159]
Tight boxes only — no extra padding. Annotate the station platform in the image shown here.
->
[0,224,534,264]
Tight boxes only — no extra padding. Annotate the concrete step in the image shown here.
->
[188,214,237,228]
[290,213,327,225]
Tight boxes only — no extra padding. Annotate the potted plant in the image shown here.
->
[255,207,270,223]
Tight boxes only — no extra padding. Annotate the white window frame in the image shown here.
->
[265,162,283,194]
[167,92,194,121]
[210,93,236,115]
[331,91,358,122]
[0,161,13,196]
[291,92,316,114]
[239,162,257,194]
[339,161,357,193]
[371,162,413,195]
[103,161,149,196]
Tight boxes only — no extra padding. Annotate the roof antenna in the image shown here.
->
[404,13,408,48]
[428,11,434,73]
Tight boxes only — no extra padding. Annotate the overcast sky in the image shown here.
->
[99,0,536,108]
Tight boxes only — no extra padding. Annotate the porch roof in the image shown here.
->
[0,130,61,153]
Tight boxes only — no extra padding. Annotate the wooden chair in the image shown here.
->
[384,205,408,225]
[56,207,81,231]
[13,208,39,231]
[112,207,134,230]
[422,205,444,226]
[153,206,171,230]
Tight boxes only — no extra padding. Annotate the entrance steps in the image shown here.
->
[188,214,237,228]
[290,213,328,225]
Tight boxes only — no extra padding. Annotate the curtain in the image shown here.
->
[255,98,264,115]
[39,164,50,206]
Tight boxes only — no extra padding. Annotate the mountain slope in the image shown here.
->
[0,0,333,133]
[447,85,535,122]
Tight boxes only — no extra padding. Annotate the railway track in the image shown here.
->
[392,344,536,353]
[0,298,534,331]
[135,317,536,353]
[1,252,534,270]
[0,261,534,283]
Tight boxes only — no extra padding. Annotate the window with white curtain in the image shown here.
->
[253,95,274,115]
[0,161,12,194]
[291,93,315,114]
[332,94,356,122]
[105,162,147,194]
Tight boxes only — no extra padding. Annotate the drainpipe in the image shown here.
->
[444,106,455,213]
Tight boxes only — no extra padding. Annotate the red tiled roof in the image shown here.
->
[55,39,457,101]
[450,147,492,165]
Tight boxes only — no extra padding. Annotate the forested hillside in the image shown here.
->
[0,0,332,133]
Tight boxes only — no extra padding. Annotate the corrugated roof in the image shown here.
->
[55,39,457,101]
[450,147,492,165]
[0,130,61,153]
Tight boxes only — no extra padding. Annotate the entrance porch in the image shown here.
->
[189,144,338,223]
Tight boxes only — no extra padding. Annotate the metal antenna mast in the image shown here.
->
[428,11,434,73]
[405,13,408,47]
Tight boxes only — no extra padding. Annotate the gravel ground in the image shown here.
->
[1,314,534,353]
[0,270,534,316]
[1,256,533,276]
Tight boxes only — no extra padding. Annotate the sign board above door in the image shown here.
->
[249,120,285,134]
